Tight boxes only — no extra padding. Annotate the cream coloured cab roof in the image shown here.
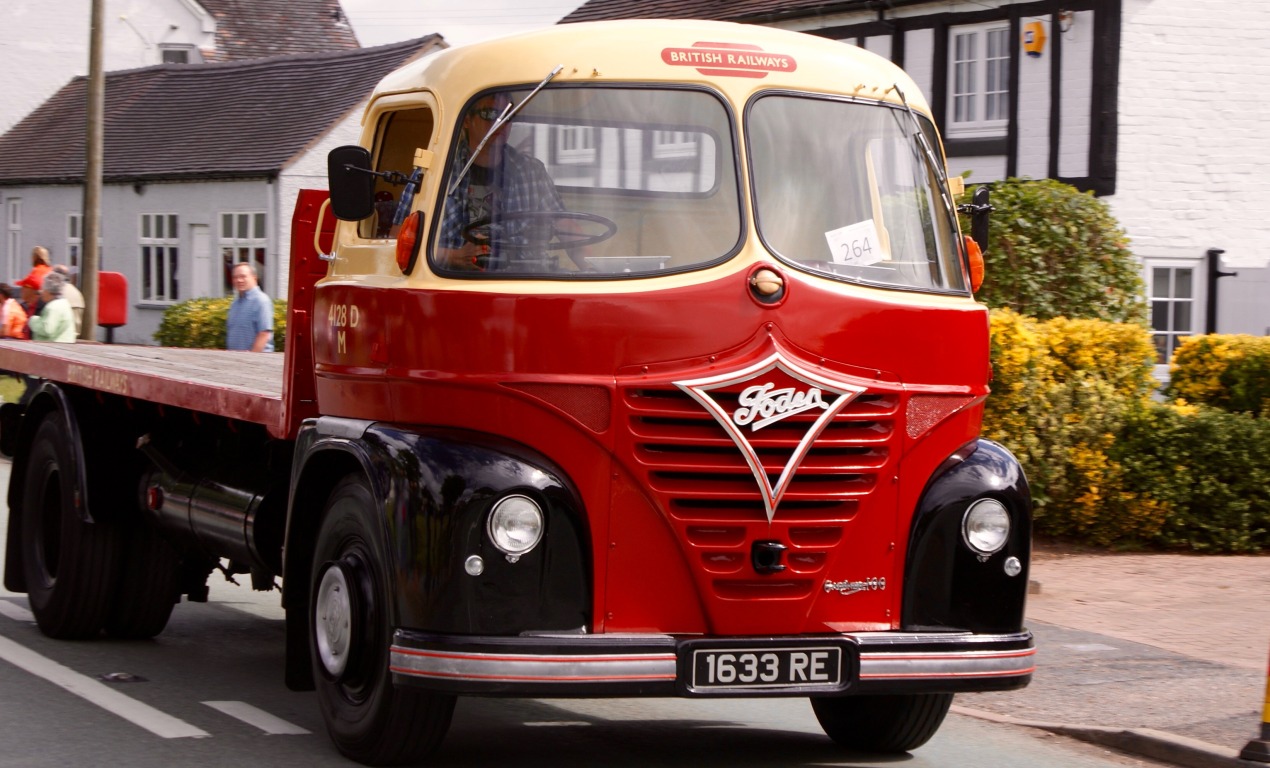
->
[367,19,931,118]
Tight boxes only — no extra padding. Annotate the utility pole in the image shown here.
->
[81,0,104,341]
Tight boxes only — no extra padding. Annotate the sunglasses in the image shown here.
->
[472,106,507,121]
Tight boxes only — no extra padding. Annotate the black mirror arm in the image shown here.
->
[343,164,413,187]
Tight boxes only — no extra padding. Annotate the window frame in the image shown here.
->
[219,211,268,296]
[945,22,1011,139]
[139,212,180,304]
[6,198,21,281]
[1146,260,1203,379]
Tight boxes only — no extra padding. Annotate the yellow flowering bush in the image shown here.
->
[985,309,1164,543]
[1167,334,1270,417]
[987,311,1269,552]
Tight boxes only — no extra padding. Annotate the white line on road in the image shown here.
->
[0,599,34,623]
[203,700,311,735]
[0,634,210,738]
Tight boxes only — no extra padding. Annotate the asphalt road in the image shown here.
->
[0,457,1166,768]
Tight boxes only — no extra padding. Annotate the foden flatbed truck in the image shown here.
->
[0,20,1032,765]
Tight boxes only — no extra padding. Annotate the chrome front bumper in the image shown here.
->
[389,629,1034,697]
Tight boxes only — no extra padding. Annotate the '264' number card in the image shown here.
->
[825,219,884,266]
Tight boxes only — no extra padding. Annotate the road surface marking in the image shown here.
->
[0,600,34,623]
[203,700,311,735]
[0,634,210,738]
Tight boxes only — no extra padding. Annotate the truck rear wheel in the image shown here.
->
[104,523,180,639]
[310,474,455,765]
[811,692,953,753]
[20,415,119,639]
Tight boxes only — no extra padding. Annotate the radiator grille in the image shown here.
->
[621,382,900,600]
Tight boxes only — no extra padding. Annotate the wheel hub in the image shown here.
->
[315,562,355,679]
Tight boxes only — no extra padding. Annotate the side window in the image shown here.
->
[67,213,83,272]
[220,212,267,294]
[7,198,22,280]
[140,213,180,303]
[1147,263,1201,377]
[946,23,1010,138]
[359,107,435,240]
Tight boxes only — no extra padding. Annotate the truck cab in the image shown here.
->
[297,18,1031,764]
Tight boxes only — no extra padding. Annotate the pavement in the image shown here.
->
[955,542,1270,767]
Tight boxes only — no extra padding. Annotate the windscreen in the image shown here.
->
[747,93,968,294]
[432,86,742,277]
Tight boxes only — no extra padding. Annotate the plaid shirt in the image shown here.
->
[440,141,564,249]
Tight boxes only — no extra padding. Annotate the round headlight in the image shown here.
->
[962,498,1011,556]
[487,494,545,557]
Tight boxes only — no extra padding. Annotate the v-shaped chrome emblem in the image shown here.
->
[675,350,867,523]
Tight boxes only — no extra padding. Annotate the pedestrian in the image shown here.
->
[20,271,75,404]
[225,263,273,352]
[0,283,28,339]
[52,265,84,336]
[15,246,52,318]
[28,271,76,343]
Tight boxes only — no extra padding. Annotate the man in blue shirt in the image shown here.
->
[226,263,273,352]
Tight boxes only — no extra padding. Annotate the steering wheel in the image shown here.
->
[463,211,617,250]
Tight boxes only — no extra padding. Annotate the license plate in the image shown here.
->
[690,645,843,691]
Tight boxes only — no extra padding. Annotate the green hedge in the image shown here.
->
[1113,403,1270,552]
[1166,334,1270,417]
[984,310,1269,552]
[959,178,1147,325]
[155,296,288,352]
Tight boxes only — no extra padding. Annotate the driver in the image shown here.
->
[436,93,566,271]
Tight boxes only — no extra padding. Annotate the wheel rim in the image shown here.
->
[314,561,355,679]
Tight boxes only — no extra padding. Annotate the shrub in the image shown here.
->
[985,310,1268,552]
[984,309,1160,542]
[155,296,288,352]
[960,178,1147,325]
[1113,402,1270,553]
[1166,334,1270,417]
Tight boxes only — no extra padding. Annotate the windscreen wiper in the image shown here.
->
[447,64,564,196]
[887,83,958,227]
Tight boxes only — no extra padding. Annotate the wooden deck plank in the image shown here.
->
[0,340,285,433]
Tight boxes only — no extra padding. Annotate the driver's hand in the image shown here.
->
[437,241,490,271]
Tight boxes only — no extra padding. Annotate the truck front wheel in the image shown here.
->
[811,693,953,753]
[310,474,455,765]
[20,415,119,639]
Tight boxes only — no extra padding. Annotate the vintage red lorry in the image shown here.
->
[1,19,1031,766]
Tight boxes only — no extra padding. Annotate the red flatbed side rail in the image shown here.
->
[0,340,285,434]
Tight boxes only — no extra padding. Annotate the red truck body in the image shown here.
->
[0,21,1032,766]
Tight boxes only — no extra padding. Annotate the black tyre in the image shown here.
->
[20,415,119,639]
[311,474,455,766]
[811,692,953,753]
[104,522,180,639]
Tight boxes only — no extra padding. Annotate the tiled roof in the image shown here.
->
[561,1,873,24]
[0,36,443,186]
[199,0,361,61]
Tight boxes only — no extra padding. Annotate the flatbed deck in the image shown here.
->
[0,340,284,431]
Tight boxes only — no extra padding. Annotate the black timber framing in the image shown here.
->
[806,0,1120,196]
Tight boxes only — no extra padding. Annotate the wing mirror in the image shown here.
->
[327,146,376,221]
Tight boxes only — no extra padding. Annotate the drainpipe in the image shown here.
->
[1205,248,1238,334]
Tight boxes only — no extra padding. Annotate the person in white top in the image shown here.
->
[52,265,84,336]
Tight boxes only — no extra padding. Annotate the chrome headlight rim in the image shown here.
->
[961,497,1011,556]
[487,493,546,557]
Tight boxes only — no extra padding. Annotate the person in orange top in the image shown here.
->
[15,246,52,316]
[0,283,27,338]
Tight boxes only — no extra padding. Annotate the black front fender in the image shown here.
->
[902,439,1032,634]
[291,420,591,636]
